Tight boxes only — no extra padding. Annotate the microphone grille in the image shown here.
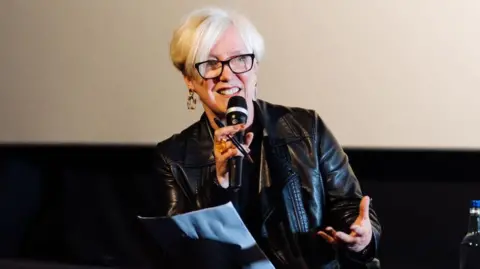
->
[227,96,247,109]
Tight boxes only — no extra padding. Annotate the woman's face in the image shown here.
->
[185,25,258,127]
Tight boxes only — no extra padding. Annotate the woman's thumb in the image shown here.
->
[244,132,254,147]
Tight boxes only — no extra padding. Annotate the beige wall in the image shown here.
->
[1,1,479,149]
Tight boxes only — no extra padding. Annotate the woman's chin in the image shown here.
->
[212,101,228,113]
[206,106,226,118]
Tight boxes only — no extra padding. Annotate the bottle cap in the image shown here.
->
[471,200,480,208]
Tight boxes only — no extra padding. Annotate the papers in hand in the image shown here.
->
[138,202,274,269]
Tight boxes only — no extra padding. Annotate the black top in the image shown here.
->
[205,110,264,240]
[235,114,264,241]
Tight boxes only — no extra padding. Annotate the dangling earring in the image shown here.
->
[187,89,197,110]
[253,83,258,100]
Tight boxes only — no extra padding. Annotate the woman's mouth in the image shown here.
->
[217,87,241,96]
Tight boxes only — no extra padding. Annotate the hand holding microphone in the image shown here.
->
[213,123,253,188]
[213,96,253,189]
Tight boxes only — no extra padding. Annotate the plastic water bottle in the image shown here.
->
[460,200,480,269]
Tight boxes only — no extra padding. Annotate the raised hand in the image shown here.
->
[318,196,373,253]
[213,123,254,188]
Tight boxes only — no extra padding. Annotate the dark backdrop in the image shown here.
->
[1,144,479,269]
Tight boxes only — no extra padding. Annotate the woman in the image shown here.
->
[154,7,381,269]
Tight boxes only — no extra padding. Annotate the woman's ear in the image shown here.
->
[183,75,195,91]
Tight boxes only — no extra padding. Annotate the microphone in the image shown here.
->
[226,96,248,191]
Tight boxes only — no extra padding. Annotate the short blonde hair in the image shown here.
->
[169,7,265,79]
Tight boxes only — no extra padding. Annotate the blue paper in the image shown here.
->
[140,202,274,269]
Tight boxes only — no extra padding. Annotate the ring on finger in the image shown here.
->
[215,138,228,153]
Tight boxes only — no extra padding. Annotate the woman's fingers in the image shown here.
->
[214,124,245,141]
[214,132,253,158]
[215,146,237,161]
[318,231,335,244]
[244,132,254,147]
[335,231,357,244]
[214,125,252,188]
[214,139,231,155]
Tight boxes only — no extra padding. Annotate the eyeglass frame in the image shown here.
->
[194,53,256,80]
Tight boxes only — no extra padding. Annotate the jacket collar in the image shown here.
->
[182,99,303,167]
[182,112,216,167]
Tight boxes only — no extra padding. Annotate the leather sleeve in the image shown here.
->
[314,113,382,266]
[153,140,231,217]
[153,143,190,217]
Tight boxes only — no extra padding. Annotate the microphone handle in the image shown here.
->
[229,130,244,191]
[228,156,243,191]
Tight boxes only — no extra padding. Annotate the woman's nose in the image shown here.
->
[219,64,235,81]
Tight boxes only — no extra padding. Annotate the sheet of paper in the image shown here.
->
[138,202,274,269]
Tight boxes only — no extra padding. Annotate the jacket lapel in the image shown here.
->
[183,114,215,167]
[255,100,310,231]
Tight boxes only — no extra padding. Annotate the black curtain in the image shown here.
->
[1,145,479,269]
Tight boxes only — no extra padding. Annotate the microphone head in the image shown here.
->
[227,95,247,110]
[226,96,248,126]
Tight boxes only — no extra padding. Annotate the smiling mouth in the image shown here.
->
[217,87,241,96]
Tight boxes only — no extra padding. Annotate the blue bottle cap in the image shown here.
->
[471,200,480,208]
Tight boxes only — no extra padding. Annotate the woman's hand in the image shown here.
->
[318,196,373,253]
[213,124,254,188]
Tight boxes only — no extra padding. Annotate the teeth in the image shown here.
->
[218,88,240,95]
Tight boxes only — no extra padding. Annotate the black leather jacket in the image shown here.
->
[153,100,381,268]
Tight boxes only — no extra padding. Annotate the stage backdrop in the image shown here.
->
[1,0,479,149]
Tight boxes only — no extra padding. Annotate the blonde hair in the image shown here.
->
[169,7,265,79]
